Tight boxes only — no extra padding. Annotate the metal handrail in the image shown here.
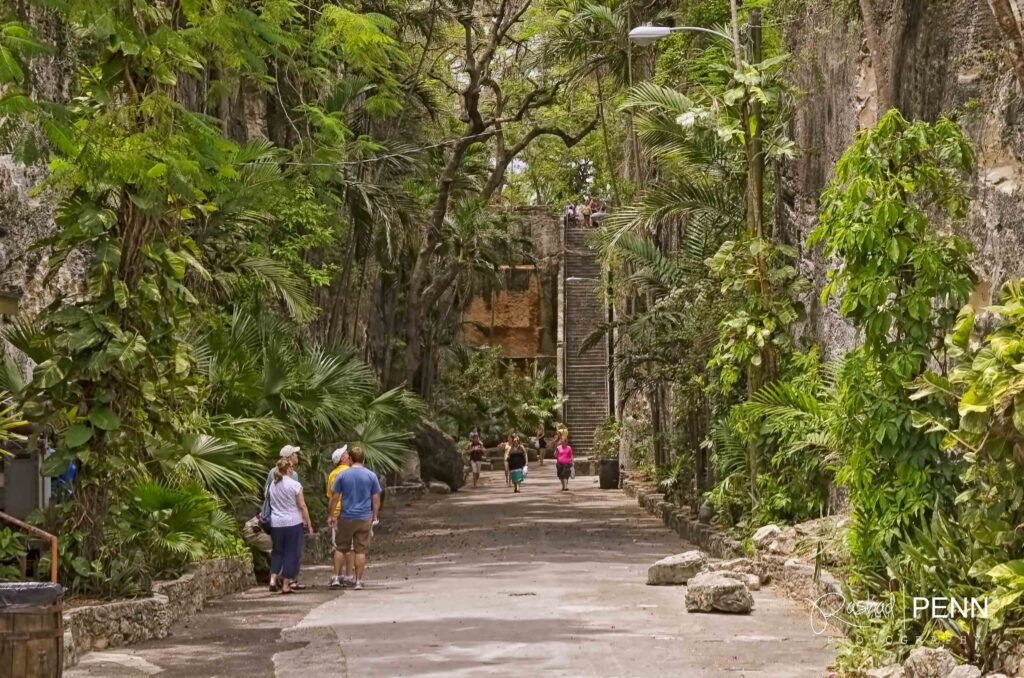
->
[0,511,57,583]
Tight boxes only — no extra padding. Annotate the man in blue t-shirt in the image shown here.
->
[327,446,381,590]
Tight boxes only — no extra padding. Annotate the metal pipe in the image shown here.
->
[0,510,58,583]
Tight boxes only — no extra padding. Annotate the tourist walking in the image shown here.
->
[502,432,513,486]
[507,434,528,493]
[268,458,313,594]
[327,446,354,589]
[555,437,574,491]
[468,432,486,487]
[328,447,382,590]
[535,425,547,465]
[563,201,576,227]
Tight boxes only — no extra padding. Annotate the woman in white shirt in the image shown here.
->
[268,458,313,594]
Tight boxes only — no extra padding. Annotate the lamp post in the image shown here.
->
[627,12,769,485]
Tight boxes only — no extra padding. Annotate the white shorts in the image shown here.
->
[470,460,482,474]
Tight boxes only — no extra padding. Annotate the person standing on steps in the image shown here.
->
[535,425,547,466]
[507,434,528,493]
[328,447,381,590]
[563,201,576,227]
[268,458,313,594]
[327,446,354,589]
[555,437,574,491]
[468,432,486,487]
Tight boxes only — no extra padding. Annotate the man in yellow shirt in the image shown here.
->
[327,446,353,588]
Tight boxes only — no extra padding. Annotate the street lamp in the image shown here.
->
[627,25,737,47]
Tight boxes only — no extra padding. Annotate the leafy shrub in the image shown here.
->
[809,109,975,572]
[0,528,26,581]
[435,347,562,443]
[592,417,621,460]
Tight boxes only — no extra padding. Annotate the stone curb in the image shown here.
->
[623,480,744,559]
[63,554,255,669]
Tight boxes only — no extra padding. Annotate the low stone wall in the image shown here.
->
[64,554,255,668]
[623,479,744,559]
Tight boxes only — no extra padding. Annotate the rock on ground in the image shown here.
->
[752,524,781,549]
[703,557,769,584]
[903,647,958,678]
[948,666,982,678]
[715,570,761,591]
[684,572,754,614]
[647,551,707,586]
[414,420,465,491]
[866,666,905,678]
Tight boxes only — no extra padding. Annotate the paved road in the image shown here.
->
[68,470,835,678]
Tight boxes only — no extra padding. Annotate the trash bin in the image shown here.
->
[599,459,620,489]
[0,582,64,678]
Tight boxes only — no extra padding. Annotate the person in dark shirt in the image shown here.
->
[468,432,486,487]
[535,426,547,466]
[506,434,528,493]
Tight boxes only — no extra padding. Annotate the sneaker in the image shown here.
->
[342,576,356,587]
[329,576,341,589]
[354,581,364,590]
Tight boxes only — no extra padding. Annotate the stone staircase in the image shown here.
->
[562,224,610,458]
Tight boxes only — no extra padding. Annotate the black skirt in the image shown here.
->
[556,463,572,479]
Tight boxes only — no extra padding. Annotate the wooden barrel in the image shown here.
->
[0,583,63,678]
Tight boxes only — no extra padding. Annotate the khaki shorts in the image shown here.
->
[335,518,373,554]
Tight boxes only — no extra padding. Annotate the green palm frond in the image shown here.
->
[352,416,414,474]
[148,433,262,495]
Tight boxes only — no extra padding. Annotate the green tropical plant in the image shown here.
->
[810,109,976,573]
[0,528,26,581]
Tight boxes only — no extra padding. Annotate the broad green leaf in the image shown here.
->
[88,406,120,431]
[64,424,92,448]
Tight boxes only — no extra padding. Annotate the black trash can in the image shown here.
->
[0,582,64,678]
[599,459,620,489]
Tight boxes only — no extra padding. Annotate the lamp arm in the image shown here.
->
[668,26,737,45]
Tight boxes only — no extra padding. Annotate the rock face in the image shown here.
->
[684,573,754,614]
[903,647,958,678]
[414,420,465,491]
[647,551,708,585]
[947,666,982,678]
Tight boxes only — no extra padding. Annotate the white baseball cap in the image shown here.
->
[279,444,301,458]
[331,445,349,465]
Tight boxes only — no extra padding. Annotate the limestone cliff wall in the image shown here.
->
[780,0,1024,357]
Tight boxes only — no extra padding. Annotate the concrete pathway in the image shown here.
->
[67,471,835,678]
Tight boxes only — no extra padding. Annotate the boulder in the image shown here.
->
[684,573,754,614]
[948,667,982,678]
[903,647,957,678]
[647,551,707,585]
[704,557,768,584]
[715,570,761,591]
[983,674,1010,678]
[414,420,465,491]
[752,524,782,549]
[866,666,905,678]
[867,667,906,678]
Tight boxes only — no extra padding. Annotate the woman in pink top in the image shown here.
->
[554,440,573,491]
